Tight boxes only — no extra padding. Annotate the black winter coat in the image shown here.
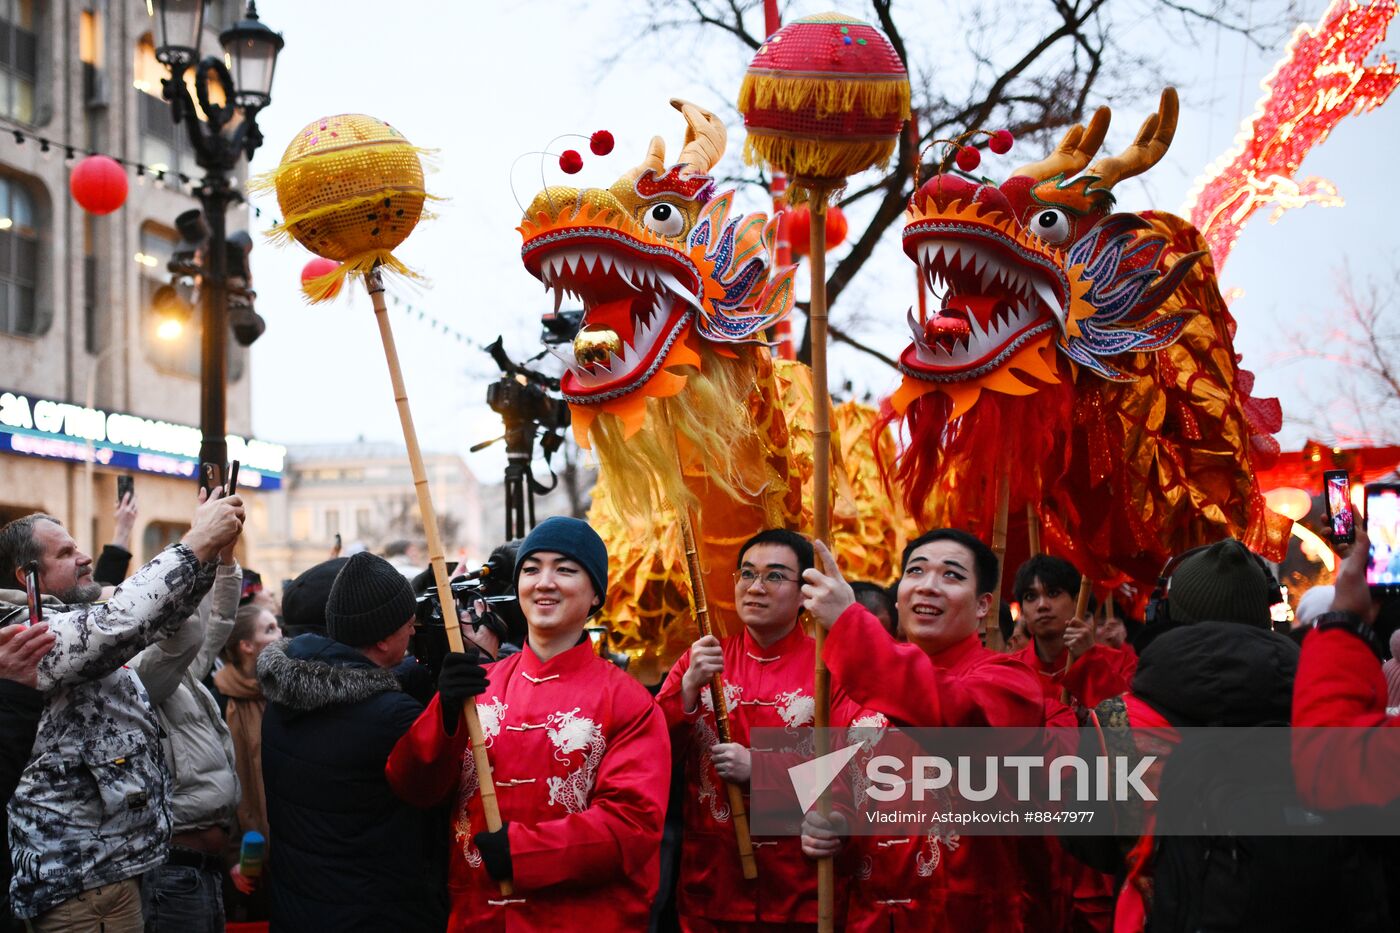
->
[258,635,446,933]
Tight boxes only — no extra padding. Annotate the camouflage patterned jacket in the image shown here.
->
[4,543,217,919]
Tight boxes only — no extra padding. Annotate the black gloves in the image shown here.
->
[438,648,489,734]
[473,824,513,882]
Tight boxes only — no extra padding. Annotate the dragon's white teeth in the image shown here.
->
[906,306,924,343]
[1033,279,1061,321]
[598,253,613,275]
[553,286,564,314]
[655,270,701,310]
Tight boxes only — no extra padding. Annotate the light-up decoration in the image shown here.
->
[1184,0,1399,270]
[0,388,286,488]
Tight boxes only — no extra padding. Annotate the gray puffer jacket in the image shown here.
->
[131,562,242,835]
[4,544,216,919]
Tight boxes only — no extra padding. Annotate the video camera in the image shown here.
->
[410,545,526,678]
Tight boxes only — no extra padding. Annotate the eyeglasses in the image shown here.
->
[735,568,799,587]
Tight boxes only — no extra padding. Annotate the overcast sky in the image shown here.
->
[242,0,1399,485]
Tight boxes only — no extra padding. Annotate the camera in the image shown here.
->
[410,546,525,677]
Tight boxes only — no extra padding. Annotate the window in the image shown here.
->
[134,32,226,175]
[143,520,188,564]
[0,174,40,336]
[356,508,371,537]
[324,509,340,539]
[291,507,311,540]
[0,0,35,123]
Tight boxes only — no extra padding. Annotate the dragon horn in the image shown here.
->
[1087,88,1178,191]
[638,135,667,175]
[1009,106,1110,182]
[671,98,727,174]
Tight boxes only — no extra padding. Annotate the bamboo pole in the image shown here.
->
[678,506,759,879]
[1075,576,1093,620]
[366,269,511,896]
[986,473,1011,652]
[806,188,835,933]
[1026,503,1042,556]
[659,406,757,879]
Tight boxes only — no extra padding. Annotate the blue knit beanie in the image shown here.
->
[514,517,609,609]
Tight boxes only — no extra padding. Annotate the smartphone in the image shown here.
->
[1365,482,1400,594]
[226,460,240,497]
[23,561,40,627]
[1324,470,1355,545]
[116,474,134,505]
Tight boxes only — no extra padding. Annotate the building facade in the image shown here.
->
[0,0,283,567]
[254,441,486,595]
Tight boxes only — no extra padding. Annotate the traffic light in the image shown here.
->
[225,230,265,347]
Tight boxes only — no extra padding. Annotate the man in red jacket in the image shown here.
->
[1293,525,1400,809]
[800,529,1057,932]
[1012,555,1137,712]
[656,528,871,931]
[386,517,670,932]
[1010,554,1133,933]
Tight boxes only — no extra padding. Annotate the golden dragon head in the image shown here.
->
[892,89,1202,420]
[518,99,795,444]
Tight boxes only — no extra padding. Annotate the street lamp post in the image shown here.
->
[149,0,282,483]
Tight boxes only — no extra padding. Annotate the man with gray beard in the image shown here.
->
[0,492,244,933]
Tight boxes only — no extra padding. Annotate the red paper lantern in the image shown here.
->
[69,155,128,215]
[738,13,910,191]
[301,256,342,299]
[788,204,849,257]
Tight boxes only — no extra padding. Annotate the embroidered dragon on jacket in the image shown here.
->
[881,89,1290,587]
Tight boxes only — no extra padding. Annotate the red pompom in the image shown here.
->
[559,150,584,174]
[988,129,1014,154]
[589,131,614,156]
[301,257,341,298]
[69,155,128,215]
[954,146,981,172]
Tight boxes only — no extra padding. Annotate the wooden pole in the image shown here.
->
[806,187,835,933]
[678,506,759,879]
[1075,576,1093,620]
[1026,503,1042,556]
[986,473,1011,652]
[366,269,511,896]
[659,406,757,879]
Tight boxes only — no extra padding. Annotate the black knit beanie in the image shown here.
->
[514,516,608,611]
[1167,538,1273,628]
[326,551,416,647]
[281,557,349,637]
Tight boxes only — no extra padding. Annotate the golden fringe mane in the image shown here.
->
[590,345,759,523]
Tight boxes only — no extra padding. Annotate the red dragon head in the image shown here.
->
[518,99,794,517]
[882,88,1288,583]
[892,89,1196,419]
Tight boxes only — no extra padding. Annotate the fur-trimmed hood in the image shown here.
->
[257,634,402,713]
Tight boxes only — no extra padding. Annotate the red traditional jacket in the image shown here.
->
[1014,640,1138,711]
[655,623,866,925]
[825,604,1059,933]
[1016,638,1136,933]
[386,641,669,933]
[1293,628,1400,809]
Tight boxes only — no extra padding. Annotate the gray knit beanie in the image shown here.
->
[326,551,416,647]
[1167,538,1274,628]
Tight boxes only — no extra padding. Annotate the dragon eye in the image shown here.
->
[643,202,685,237]
[1029,208,1071,245]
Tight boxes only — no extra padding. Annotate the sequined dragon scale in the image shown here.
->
[882,89,1290,592]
